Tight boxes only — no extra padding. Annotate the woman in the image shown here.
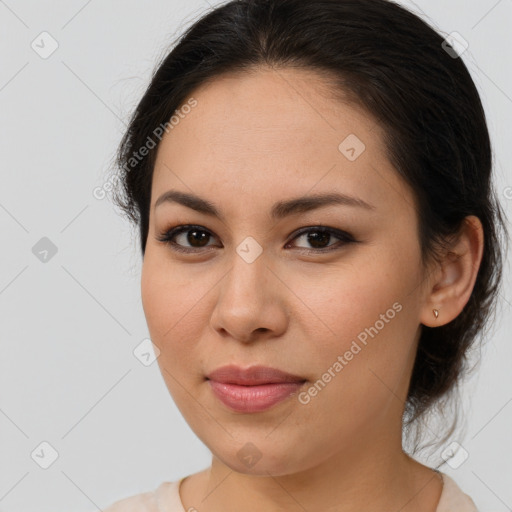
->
[102,0,508,510]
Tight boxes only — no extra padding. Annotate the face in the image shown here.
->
[141,67,430,476]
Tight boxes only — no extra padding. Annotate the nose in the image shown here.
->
[209,249,288,344]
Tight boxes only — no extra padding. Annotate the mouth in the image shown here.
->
[206,364,307,413]
[206,364,306,385]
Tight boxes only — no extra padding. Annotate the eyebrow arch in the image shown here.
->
[154,190,376,221]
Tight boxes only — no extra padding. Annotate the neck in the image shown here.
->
[180,426,443,512]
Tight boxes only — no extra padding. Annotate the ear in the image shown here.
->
[420,215,484,327]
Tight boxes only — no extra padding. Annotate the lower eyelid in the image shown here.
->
[158,226,219,250]
[290,232,345,248]
[175,230,217,247]
[158,225,355,252]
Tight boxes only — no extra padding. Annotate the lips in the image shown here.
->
[206,365,307,413]
[206,364,305,385]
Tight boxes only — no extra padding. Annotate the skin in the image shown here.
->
[140,66,484,512]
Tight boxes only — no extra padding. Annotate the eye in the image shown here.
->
[156,224,356,254]
[156,224,219,253]
[285,226,356,253]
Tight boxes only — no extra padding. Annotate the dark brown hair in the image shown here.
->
[110,0,509,456]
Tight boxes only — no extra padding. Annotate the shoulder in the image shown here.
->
[98,479,184,512]
[101,489,159,512]
[437,472,479,512]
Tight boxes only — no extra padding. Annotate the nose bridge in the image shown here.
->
[210,242,286,341]
[223,244,268,304]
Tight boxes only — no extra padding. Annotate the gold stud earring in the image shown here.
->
[433,308,439,318]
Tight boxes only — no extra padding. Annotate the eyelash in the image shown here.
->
[155,224,357,255]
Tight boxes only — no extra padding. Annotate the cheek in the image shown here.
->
[289,259,406,343]
[140,252,211,378]
[141,251,199,337]
[141,256,172,339]
[291,255,418,396]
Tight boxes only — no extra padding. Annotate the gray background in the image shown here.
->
[0,1,511,510]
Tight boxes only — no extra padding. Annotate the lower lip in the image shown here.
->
[207,380,306,413]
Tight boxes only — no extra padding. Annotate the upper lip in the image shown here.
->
[206,365,306,385]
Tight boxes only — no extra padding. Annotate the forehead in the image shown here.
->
[151,67,415,220]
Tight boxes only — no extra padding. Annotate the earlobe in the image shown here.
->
[420,215,484,327]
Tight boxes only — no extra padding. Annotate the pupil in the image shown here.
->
[183,230,332,249]
[308,231,330,248]
[188,230,209,247]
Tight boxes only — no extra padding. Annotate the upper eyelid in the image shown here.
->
[161,224,352,248]
[166,224,346,237]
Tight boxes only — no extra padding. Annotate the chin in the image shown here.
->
[209,437,310,477]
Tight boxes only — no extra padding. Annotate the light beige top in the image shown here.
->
[100,471,478,512]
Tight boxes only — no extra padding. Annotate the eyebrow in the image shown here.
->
[154,190,376,221]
